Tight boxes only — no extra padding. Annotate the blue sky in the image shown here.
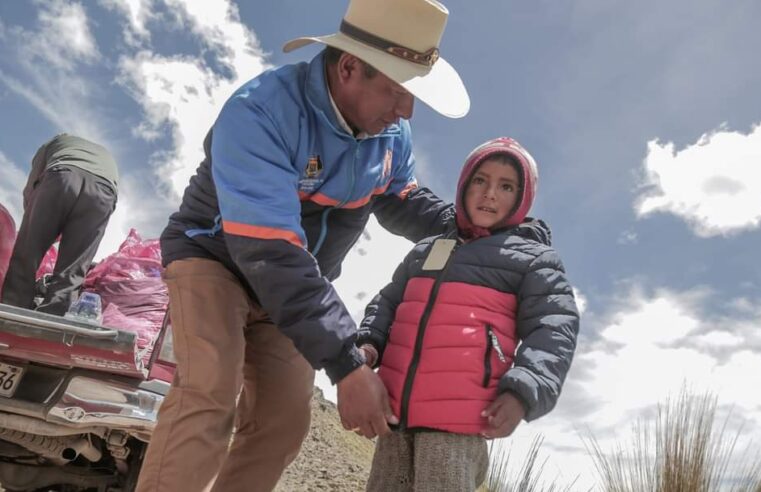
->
[1,1,760,487]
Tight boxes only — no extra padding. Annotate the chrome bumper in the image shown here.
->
[46,375,164,435]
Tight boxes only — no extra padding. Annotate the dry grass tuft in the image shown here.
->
[482,435,579,492]
[586,389,761,492]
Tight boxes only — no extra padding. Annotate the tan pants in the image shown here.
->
[366,431,488,492]
[136,258,315,492]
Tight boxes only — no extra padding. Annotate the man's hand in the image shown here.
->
[481,392,526,439]
[337,365,398,439]
[359,344,378,367]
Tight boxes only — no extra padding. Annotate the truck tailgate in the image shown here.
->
[0,304,145,379]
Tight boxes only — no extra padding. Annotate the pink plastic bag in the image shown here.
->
[84,229,167,359]
[36,245,58,280]
[0,203,16,293]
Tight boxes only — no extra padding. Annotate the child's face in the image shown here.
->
[464,158,521,229]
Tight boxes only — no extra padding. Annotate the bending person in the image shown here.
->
[1,134,118,315]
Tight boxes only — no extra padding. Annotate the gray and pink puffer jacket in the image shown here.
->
[357,138,579,434]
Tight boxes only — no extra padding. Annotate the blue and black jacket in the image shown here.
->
[160,51,454,383]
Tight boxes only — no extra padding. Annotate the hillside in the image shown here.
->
[276,388,375,491]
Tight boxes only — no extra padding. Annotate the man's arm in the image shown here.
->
[212,95,364,384]
[372,186,455,242]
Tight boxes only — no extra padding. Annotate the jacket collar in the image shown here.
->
[304,51,401,139]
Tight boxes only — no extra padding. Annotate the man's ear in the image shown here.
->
[336,53,361,84]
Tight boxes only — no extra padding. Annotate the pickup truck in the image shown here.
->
[0,303,176,492]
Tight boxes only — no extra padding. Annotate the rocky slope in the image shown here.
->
[276,388,375,491]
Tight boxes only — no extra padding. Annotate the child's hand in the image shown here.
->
[480,392,526,439]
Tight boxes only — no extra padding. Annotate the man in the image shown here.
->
[136,0,469,491]
[1,134,118,315]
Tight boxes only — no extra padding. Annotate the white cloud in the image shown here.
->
[98,0,154,46]
[635,123,761,237]
[617,229,638,245]
[0,73,74,133]
[573,288,588,316]
[0,151,27,224]
[0,1,110,145]
[411,144,456,200]
[579,287,760,425]
[694,330,744,348]
[115,0,270,199]
[29,0,100,71]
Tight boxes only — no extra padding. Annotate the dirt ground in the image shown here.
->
[276,388,375,492]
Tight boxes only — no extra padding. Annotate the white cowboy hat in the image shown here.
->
[283,0,470,118]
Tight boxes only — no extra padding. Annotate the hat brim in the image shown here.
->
[284,33,470,118]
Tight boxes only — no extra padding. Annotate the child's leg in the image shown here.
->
[412,432,488,492]
[366,431,414,492]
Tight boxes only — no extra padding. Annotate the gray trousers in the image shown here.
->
[367,430,489,492]
[1,166,116,315]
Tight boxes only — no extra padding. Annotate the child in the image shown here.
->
[356,137,580,491]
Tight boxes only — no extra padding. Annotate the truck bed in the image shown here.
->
[0,304,145,379]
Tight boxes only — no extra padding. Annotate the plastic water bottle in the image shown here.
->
[64,292,103,324]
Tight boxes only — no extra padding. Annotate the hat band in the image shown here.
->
[339,20,440,67]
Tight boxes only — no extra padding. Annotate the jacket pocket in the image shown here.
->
[482,325,507,388]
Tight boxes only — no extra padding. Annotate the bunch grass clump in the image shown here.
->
[586,389,761,492]
[482,435,579,492]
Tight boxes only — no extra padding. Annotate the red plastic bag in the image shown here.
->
[0,203,16,292]
[36,245,58,280]
[84,229,167,359]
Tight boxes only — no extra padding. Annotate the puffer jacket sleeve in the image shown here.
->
[356,246,417,363]
[499,248,580,421]
[372,187,455,242]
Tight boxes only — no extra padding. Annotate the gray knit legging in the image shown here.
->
[366,430,488,492]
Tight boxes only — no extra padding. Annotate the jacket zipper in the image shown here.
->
[489,328,507,363]
[399,239,459,429]
[482,326,493,387]
[482,325,507,387]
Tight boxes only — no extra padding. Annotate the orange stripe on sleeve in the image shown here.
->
[299,182,392,209]
[398,181,418,199]
[222,221,304,248]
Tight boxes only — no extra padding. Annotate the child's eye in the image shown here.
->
[502,184,514,192]
[471,177,485,185]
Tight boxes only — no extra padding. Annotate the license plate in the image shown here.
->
[0,362,24,398]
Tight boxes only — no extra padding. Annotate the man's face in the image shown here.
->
[336,59,414,135]
[464,159,521,229]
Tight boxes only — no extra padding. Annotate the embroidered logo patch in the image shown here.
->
[305,155,323,178]
[299,155,325,194]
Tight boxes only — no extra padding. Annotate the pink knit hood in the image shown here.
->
[455,137,539,240]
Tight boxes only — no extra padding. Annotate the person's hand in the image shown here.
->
[337,364,398,439]
[359,344,378,367]
[480,392,526,439]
